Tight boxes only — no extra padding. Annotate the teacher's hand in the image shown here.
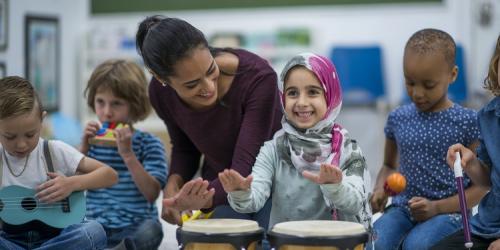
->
[163,178,215,212]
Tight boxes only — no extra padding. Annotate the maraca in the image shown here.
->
[383,172,406,196]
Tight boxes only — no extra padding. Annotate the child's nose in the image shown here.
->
[297,94,308,106]
[16,140,28,150]
[411,86,424,99]
[103,105,113,117]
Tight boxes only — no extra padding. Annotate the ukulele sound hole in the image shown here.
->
[21,197,37,210]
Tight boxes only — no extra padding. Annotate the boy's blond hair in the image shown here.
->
[484,35,500,96]
[85,59,151,123]
[404,28,456,70]
[0,76,44,120]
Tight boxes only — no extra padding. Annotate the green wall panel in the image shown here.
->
[92,0,442,14]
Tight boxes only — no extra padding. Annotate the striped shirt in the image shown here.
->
[86,130,168,228]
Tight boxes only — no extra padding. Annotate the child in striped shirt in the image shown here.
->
[81,59,168,250]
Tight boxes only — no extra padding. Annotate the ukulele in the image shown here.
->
[0,185,85,228]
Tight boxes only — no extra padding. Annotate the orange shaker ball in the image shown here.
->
[384,173,406,196]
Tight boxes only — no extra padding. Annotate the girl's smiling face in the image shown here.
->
[284,66,327,129]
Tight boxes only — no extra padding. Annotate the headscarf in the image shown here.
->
[274,53,347,172]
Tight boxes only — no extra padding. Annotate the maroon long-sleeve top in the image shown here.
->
[149,48,282,210]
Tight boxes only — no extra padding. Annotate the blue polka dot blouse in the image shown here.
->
[385,103,480,207]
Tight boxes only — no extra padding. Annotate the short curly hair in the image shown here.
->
[405,28,456,70]
[484,35,500,96]
[85,59,151,123]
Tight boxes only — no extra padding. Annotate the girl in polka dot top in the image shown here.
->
[368,29,488,250]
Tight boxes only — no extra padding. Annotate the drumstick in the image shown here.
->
[453,152,473,249]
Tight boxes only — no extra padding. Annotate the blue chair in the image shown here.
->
[330,46,386,106]
[48,112,83,147]
[402,45,468,104]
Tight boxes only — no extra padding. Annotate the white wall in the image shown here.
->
[88,0,497,107]
[1,0,88,118]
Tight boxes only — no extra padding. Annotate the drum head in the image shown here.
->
[271,220,365,237]
[182,219,260,234]
[268,220,368,249]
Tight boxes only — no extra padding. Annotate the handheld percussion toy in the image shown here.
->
[383,172,406,196]
[453,152,473,249]
[88,122,126,147]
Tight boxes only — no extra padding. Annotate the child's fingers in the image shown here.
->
[408,197,425,209]
[36,179,55,192]
[219,172,230,187]
[302,170,319,183]
[229,169,242,179]
[243,175,253,189]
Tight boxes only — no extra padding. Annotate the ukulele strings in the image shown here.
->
[0,196,69,207]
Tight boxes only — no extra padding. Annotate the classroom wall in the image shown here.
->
[3,0,497,121]
[1,0,88,117]
[87,0,497,109]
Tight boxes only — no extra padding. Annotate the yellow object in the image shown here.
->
[182,210,214,222]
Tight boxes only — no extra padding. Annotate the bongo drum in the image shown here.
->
[268,220,368,250]
[178,219,264,250]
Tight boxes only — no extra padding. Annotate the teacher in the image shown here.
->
[136,15,282,228]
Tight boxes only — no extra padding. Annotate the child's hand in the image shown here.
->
[370,189,389,213]
[161,205,182,226]
[35,172,74,203]
[81,121,100,153]
[83,121,100,140]
[408,196,438,221]
[302,163,342,184]
[162,178,215,212]
[219,169,253,192]
[447,143,475,171]
[488,238,500,250]
[114,125,133,158]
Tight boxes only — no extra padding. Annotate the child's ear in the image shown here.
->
[41,111,48,121]
[450,65,459,83]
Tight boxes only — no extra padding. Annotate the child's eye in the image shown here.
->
[286,90,298,97]
[111,101,124,107]
[26,133,36,138]
[405,81,415,86]
[424,82,436,89]
[308,89,321,96]
[3,135,15,140]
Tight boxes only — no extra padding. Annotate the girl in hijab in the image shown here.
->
[219,53,372,230]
